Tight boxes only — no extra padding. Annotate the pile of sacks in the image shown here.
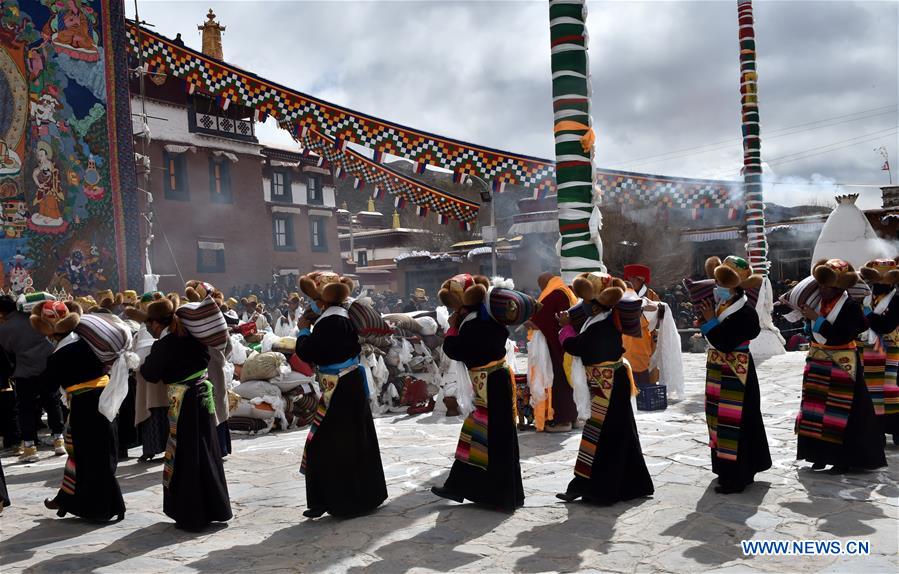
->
[227,333,319,435]
[350,302,443,416]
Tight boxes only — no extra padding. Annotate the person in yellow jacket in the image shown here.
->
[622,264,660,387]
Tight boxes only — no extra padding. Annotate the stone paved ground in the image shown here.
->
[1,352,897,574]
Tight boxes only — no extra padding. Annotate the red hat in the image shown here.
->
[623,264,651,284]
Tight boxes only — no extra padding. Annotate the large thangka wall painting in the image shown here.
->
[0,0,138,294]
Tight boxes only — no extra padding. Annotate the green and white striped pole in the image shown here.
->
[737,0,784,357]
[737,0,768,275]
[549,0,604,283]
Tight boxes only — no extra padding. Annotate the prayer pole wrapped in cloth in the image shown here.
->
[735,0,784,359]
[549,0,605,282]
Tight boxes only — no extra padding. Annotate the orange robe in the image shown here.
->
[623,287,660,386]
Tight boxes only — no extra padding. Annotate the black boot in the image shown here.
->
[431,486,464,503]
[555,492,581,502]
[302,508,326,519]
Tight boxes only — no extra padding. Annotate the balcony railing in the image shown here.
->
[189,110,257,143]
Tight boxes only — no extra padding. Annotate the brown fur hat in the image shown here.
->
[705,255,764,290]
[438,274,490,311]
[146,297,175,323]
[30,301,83,336]
[121,290,139,307]
[124,291,165,323]
[298,271,354,305]
[96,289,123,310]
[571,272,626,309]
[859,259,899,286]
[812,258,859,290]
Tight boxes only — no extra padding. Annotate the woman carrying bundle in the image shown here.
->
[431,274,524,512]
[126,292,169,462]
[556,272,654,505]
[295,272,387,519]
[796,259,886,472]
[695,256,771,494]
[140,297,232,530]
[858,259,899,446]
[31,301,126,522]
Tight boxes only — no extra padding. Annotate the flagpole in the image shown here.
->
[877,146,891,184]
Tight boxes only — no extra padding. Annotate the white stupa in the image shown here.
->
[812,194,892,269]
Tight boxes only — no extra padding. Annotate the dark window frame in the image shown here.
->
[197,244,226,273]
[163,151,189,201]
[271,169,292,202]
[209,156,233,204]
[273,213,296,251]
[306,174,323,205]
[356,250,368,267]
[310,216,328,252]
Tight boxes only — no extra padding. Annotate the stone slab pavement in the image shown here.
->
[1,352,897,573]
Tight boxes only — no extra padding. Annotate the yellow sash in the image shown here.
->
[64,375,109,395]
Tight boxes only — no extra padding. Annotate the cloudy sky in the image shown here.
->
[126,0,898,207]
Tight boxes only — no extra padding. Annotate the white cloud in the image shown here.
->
[128,0,899,205]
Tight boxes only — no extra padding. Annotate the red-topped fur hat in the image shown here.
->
[859,258,899,285]
[812,258,859,290]
[298,271,354,305]
[30,300,83,336]
[571,271,626,309]
[438,274,490,311]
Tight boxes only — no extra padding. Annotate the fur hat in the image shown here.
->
[240,294,259,307]
[30,300,82,336]
[74,295,98,313]
[284,292,301,305]
[859,259,899,285]
[185,280,223,303]
[121,290,139,307]
[438,274,490,311]
[146,297,175,323]
[17,291,56,313]
[572,272,626,309]
[124,292,164,323]
[298,272,354,305]
[705,256,763,290]
[96,289,122,310]
[225,297,239,310]
[812,258,859,290]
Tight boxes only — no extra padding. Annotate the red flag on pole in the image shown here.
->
[883,161,891,171]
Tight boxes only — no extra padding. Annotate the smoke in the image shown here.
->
[760,167,881,210]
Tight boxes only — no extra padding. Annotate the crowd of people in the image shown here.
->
[0,256,895,526]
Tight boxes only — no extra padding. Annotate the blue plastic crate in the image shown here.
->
[636,384,667,411]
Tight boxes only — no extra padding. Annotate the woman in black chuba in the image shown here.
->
[295,272,387,519]
[31,300,126,522]
[140,296,232,530]
[696,256,771,494]
[431,274,525,512]
[556,272,654,505]
[796,259,886,472]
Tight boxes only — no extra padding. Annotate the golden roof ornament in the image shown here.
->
[198,9,226,60]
